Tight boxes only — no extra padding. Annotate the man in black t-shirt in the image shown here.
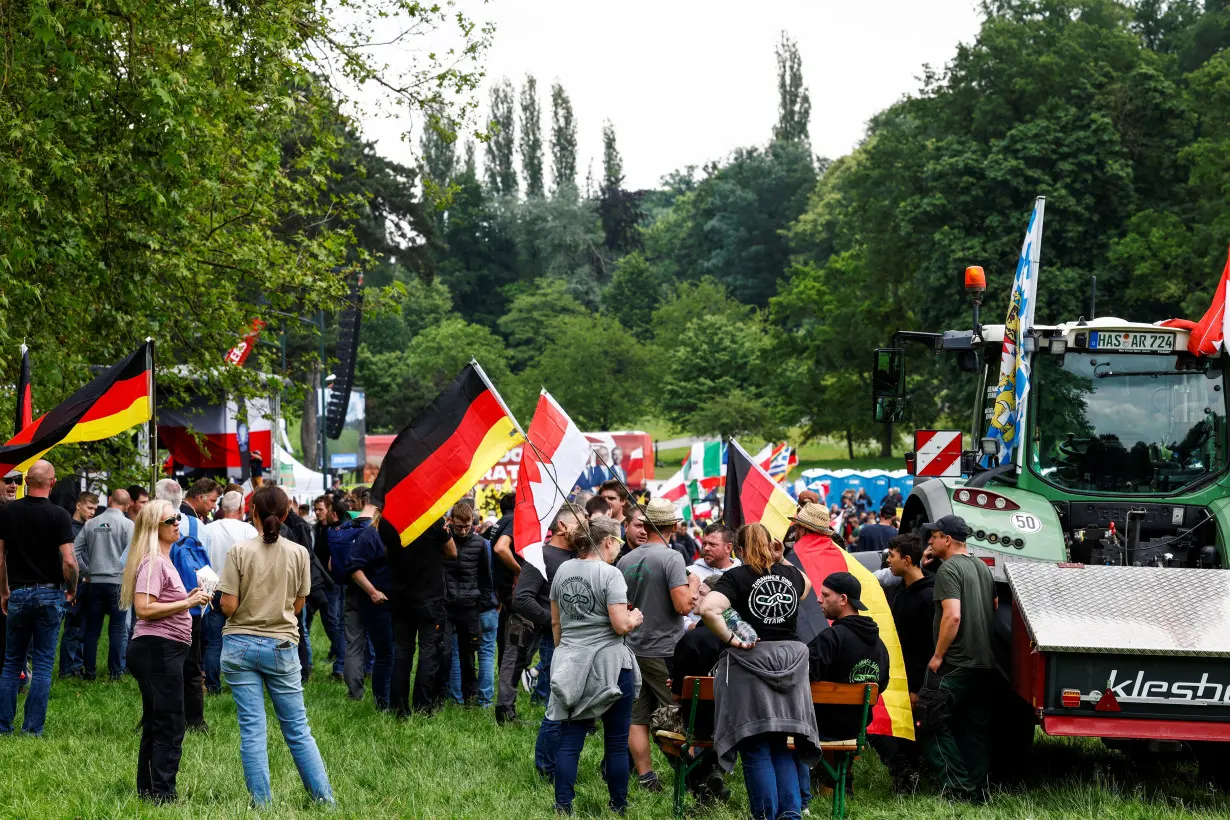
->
[0,460,78,736]
[386,516,456,716]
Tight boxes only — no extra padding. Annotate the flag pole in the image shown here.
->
[589,446,675,546]
[517,387,595,541]
[470,358,525,437]
[148,338,157,491]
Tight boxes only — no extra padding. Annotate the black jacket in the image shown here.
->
[890,573,935,693]
[807,614,890,740]
[444,532,495,612]
[512,543,573,629]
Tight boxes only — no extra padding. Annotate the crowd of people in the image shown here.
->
[0,465,1000,817]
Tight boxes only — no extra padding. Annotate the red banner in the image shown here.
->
[225,319,266,367]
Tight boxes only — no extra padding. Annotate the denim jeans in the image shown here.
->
[297,607,312,682]
[554,667,635,813]
[532,634,554,704]
[83,582,128,680]
[357,603,394,710]
[201,607,227,693]
[739,734,803,820]
[221,633,333,806]
[478,608,497,706]
[0,586,65,735]
[59,581,87,676]
[321,585,346,675]
[536,714,562,777]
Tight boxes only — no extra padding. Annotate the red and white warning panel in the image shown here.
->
[914,430,963,477]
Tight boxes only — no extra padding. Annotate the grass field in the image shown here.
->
[3,622,1229,819]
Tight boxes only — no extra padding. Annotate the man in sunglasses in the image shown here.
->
[1,471,20,504]
[0,460,78,736]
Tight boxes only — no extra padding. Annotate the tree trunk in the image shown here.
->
[846,427,854,460]
[880,423,894,459]
[302,363,320,470]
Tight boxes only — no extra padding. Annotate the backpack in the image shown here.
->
[326,519,368,584]
[171,516,210,609]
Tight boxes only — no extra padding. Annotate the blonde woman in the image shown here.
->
[120,500,210,803]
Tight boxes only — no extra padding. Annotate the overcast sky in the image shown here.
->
[358,0,986,191]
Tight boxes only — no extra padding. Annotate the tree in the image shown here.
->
[484,78,518,197]
[498,278,589,370]
[598,121,643,255]
[550,83,578,199]
[651,278,752,349]
[531,315,653,429]
[420,108,458,218]
[519,75,545,198]
[601,252,668,339]
[0,1,491,471]
[774,31,812,144]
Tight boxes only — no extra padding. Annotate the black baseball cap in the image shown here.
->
[921,515,972,540]
[822,571,868,611]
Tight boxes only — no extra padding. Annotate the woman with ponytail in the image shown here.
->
[122,500,211,803]
[217,485,334,807]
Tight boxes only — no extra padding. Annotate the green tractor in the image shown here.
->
[873,264,1230,770]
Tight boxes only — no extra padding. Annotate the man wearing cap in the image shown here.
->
[617,497,692,793]
[807,572,889,742]
[1,471,20,504]
[919,515,997,803]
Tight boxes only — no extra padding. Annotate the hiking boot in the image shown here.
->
[637,771,663,792]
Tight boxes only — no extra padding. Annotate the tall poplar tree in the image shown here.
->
[484,78,518,196]
[773,31,812,144]
[550,82,578,199]
[519,75,545,198]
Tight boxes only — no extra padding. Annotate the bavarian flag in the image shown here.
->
[792,531,916,741]
[724,438,797,541]
[0,342,153,474]
[371,361,524,546]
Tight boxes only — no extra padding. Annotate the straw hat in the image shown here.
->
[644,497,682,527]
[790,502,835,535]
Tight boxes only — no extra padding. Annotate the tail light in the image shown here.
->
[1061,689,1082,708]
[954,488,1020,511]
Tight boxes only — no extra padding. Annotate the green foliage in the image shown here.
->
[650,278,751,349]
[550,83,578,199]
[484,78,518,197]
[497,278,589,370]
[531,315,653,429]
[774,31,812,144]
[598,121,643,255]
[519,75,545,199]
[601,252,667,339]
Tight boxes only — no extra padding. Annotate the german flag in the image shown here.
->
[14,344,31,435]
[0,342,153,474]
[723,438,798,542]
[371,361,524,546]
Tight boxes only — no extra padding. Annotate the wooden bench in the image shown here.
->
[654,676,880,819]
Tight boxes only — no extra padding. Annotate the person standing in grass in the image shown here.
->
[121,500,211,803]
[218,485,333,806]
[547,516,643,815]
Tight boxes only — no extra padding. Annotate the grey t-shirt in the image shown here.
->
[550,558,628,650]
[617,542,688,658]
[933,553,997,669]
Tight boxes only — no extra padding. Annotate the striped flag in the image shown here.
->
[723,438,797,541]
[14,344,31,436]
[790,531,915,740]
[371,362,524,546]
[684,440,725,495]
[659,468,689,503]
[0,342,153,476]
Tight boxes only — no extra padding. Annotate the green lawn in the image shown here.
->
[3,623,1228,818]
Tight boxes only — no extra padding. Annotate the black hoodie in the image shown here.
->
[807,614,890,740]
[890,572,936,693]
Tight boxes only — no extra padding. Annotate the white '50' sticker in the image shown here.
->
[1010,513,1042,533]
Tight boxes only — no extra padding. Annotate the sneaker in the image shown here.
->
[521,667,539,693]
[705,770,730,803]
[637,772,663,793]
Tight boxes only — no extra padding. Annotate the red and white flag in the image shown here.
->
[514,391,591,574]
[658,468,688,503]
[1163,248,1230,356]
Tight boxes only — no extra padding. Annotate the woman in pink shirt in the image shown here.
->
[119,499,210,804]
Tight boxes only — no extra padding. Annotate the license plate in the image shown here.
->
[1089,331,1175,353]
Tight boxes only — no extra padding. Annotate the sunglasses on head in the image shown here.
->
[3,476,21,486]
[161,514,182,526]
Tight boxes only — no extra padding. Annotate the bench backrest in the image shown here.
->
[681,676,879,707]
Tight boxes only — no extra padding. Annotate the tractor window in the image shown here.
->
[1033,353,1227,494]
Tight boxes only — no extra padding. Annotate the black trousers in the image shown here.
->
[449,606,481,702]
[182,614,204,727]
[496,604,511,669]
[128,636,189,800]
[496,614,539,712]
[391,600,451,717]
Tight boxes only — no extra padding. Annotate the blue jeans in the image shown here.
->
[221,633,333,805]
[532,634,554,704]
[739,734,803,820]
[83,582,127,679]
[321,585,345,675]
[357,604,394,710]
[201,607,227,693]
[478,608,497,706]
[0,587,65,735]
[297,608,312,682]
[59,581,87,675]
[554,667,635,813]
